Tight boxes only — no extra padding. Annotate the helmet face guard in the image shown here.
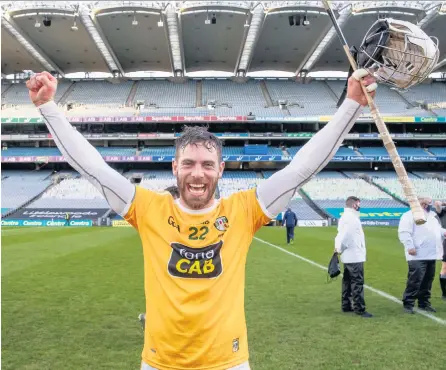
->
[357,18,439,90]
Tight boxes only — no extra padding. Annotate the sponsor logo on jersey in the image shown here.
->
[214,216,229,231]
[232,338,239,353]
[168,241,223,279]
[168,216,180,232]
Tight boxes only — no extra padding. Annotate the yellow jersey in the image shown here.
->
[124,186,271,370]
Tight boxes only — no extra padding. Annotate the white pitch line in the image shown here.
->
[254,237,446,326]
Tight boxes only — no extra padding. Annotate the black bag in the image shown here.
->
[327,252,341,281]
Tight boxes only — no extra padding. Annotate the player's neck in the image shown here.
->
[176,198,218,214]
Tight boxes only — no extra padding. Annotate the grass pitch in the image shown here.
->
[2,226,445,370]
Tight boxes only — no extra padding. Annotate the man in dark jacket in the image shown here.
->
[283,208,298,245]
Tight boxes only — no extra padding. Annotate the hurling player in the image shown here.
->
[27,70,376,370]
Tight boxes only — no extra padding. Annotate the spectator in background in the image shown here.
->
[283,207,297,244]
[64,212,71,226]
[335,196,372,318]
[276,211,283,227]
[398,197,446,314]
[435,200,446,300]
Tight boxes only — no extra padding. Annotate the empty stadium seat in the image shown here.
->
[302,178,406,209]
[1,147,61,156]
[66,81,133,106]
[140,147,175,156]
[1,171,52,211]
[29,178,109,209]
[96,147,136,156]
[373,178,446,202]
[135,81,196,108]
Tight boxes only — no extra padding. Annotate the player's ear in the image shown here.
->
[172,159,178,176]
[218,161,225,179]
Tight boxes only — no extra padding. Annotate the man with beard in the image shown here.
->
[27,70,376,370]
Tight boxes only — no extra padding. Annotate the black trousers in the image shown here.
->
[402,260,436,309]
[286,226,295,243]
[443,239,446,263]
[342,262,365,313]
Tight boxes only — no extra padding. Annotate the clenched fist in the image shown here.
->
[347,68,377,107]
[26,71,57,107]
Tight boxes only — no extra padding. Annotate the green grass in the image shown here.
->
[2,226,445,370]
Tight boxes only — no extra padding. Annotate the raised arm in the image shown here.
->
[27,72,135,216]
[256,69,377,217]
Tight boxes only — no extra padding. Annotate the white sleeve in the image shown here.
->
[256,98,362,217]
[398,213,415,251]
[38,101,135,216]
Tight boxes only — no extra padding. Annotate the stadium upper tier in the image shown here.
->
[302,178,406,209]
[2,80,445,118]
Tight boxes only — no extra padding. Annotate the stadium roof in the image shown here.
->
[1,1,445,77]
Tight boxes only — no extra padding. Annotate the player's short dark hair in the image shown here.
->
[175,126,222,161]
[346,196,360,207]
[165,185,180,199]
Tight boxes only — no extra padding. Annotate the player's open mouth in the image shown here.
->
[187,184,206,196]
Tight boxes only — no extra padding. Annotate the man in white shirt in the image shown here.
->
[335,196,372,318]
[398,197,446,314]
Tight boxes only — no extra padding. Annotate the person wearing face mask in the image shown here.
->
[398,197,446,314]
[335,196,372,318]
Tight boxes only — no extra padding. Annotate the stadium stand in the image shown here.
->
[135,80,197,108]
[140,147,175,156]
[66,81,133,106]
[140,171,177,193]
[372,177,446,202]
[29,178,109,209]
[429,147,446,156]
[1,171,53,213]
[1,147,62,156]
[95,147,137,156]
[302,178,406,211]
[1,80,443,118]
[267,80,338,116]
[344,171,418,179]
[218,171,260,199]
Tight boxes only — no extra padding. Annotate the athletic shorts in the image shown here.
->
[141,361,250,370]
